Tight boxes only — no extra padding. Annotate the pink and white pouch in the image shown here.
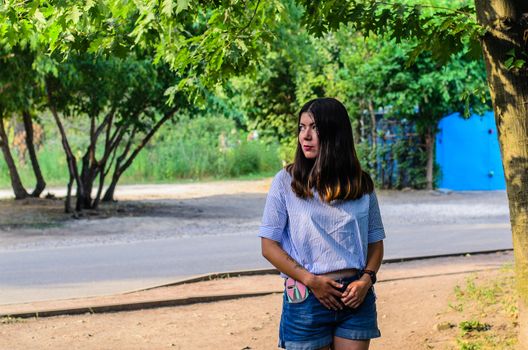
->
[285,277,310,303]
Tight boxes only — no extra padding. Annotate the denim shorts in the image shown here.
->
[278,275,380,350]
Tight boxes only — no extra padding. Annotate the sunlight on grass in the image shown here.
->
[451,265,518,350]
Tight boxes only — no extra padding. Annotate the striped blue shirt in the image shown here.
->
[259,168,385,274]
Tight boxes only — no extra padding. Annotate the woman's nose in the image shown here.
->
[302,129,312,140]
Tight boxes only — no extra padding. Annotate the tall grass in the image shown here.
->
[0,115,283,190]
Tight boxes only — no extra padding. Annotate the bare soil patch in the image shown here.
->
[0,265,517,350]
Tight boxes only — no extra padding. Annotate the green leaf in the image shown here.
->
[84,0,96,12]
[465,36,482,60]
[33,9,46,24]
[504,56,514,69]
[162,0,174,17]
[67,6,82,24]
[513,59,525,69]
[164,85,178,106]
[176,0,190,14]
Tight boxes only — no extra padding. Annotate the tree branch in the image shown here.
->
[117,108,177,176]
[236,0,262,36]
[46,79,85,207]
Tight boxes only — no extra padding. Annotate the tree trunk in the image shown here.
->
[92,111,117,209]
[92,167,106,210]
[102,109,176,202]
[79,152,96,210]
[0,116,28,199]
[102,171,120,202]
[22,111,46,197]
[102,126,137,203]
[46,82,85,212]
[99,125,127,203]
[359,100,366,143]
[475,1,528,347]
[65,174,74,213]
[79,114,97,209]
[425,127,435,190]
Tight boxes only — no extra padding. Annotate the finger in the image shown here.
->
[351,298,364,308]
[342,294,358,305]
[323,300,335,310]
[345,296,361,308]
[348,302,359,309]
[329,288,344,298]
[344,301,354,308]
[342,288,357,302]
[346,284,357,292]
[329,280,344,289]
[346,282,359,291]
[345,289,362,301]
[317,297,331,310]
[317,294,338,310]
[348,296,366,308]
[342,286,351,297]
[321,294,341,310]
[341,294,353,304]
[328,296,343,310]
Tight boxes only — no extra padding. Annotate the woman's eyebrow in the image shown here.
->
[299,122,316,126]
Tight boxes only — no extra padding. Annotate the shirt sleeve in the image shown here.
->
[258,170,288,242]
[368,190,386,243]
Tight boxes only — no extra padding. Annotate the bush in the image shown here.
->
[0,114,283,189]
[121,115,282,182]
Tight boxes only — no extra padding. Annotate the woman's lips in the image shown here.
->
[303,145,314,151]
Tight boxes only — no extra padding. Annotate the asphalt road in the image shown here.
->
[0,186,512,304]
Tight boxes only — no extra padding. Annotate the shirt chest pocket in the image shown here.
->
[335,213,366,247]
[334,200,369,249]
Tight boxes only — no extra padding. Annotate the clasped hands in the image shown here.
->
[306,274,371,310]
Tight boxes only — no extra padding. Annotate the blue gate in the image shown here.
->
[435,111,506,190]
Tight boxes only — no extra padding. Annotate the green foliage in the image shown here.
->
[457,340,482,350]
[228,1,307,142]
[0,0,288,201]
[224,2,489,189]
[0,0,495,195]
[0,48,41,115]
[455,275,518,311]
[0,114,282,188]
[459,320,492,335]
[297,0,484,64]
[1,0,287,108]
[504,49,528,71]
[451,268,519,350]
[110,115,282,181]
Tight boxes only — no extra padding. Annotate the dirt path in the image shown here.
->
[0,252,515,350]
[0,268,510,350]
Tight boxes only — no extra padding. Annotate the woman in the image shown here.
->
[259,97,385,350]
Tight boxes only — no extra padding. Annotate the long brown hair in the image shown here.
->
[286,97,374,202]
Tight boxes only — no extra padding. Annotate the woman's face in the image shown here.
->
[299,112,319,159]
